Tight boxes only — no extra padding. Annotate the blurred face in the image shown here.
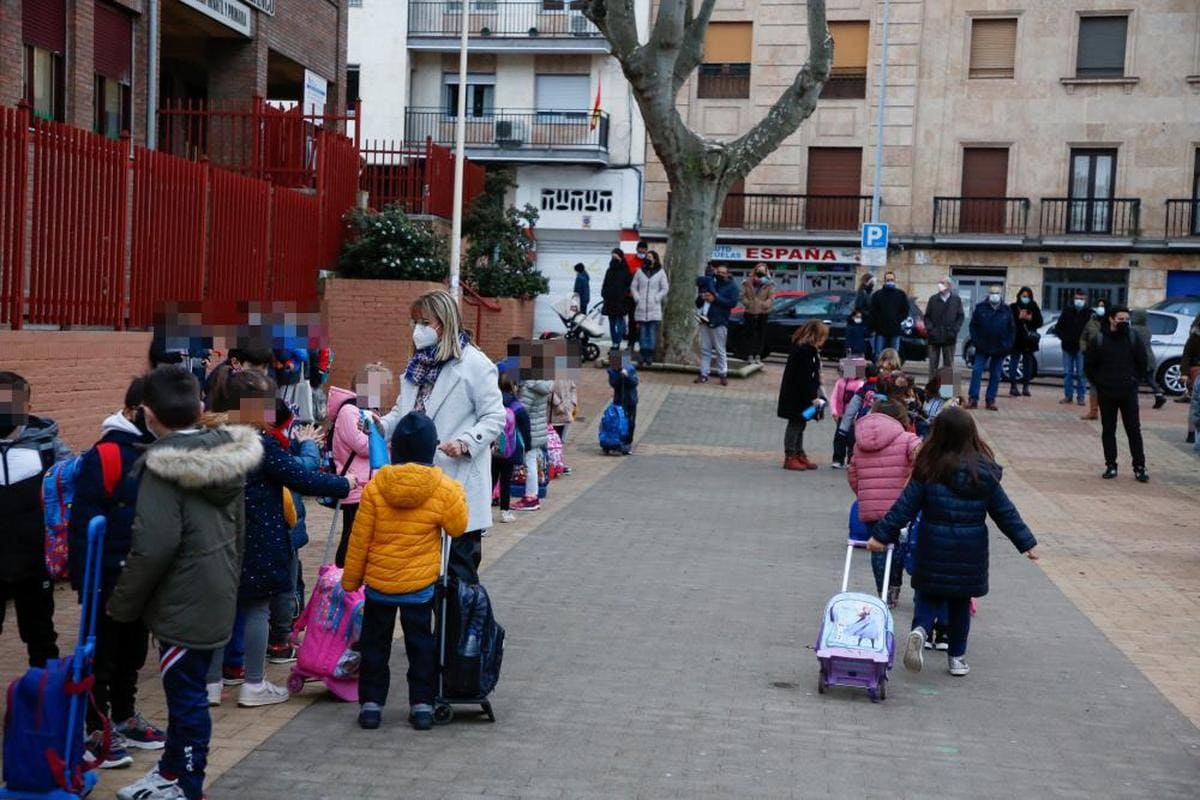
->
[716,267,730,281]
[356,373,394,411]
[225,396,275,427]
[0,385,30,433]
[1110,310,1130,330]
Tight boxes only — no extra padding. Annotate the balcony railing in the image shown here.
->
[404,109,609,158]
[931,197,1030,236]
[407,1,601,38]
[667,193,871,232]
[1165,199,1200,238]
[1039,198,1141,237]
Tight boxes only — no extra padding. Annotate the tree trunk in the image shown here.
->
[659,180,723,365]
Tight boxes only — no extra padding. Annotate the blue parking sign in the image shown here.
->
[861,223,889,250]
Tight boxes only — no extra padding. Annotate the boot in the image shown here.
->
[1080,392,1099,421]
[799,452,818,470]
[784,455,806,471]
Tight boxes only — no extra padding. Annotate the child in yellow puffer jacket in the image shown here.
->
[342,411,468,731]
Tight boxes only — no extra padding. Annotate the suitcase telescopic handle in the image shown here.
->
[841,539,894,600]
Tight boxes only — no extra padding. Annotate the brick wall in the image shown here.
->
[0,0,21,109]
[470,297,536,362]
[0,330,152,452]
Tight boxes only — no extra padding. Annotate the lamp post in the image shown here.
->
[870,0,891,224]
[448,2,471,302]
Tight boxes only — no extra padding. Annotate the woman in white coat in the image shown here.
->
[381,289,506,582]
[631,250,670,367]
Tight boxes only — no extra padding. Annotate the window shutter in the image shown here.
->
[1076,16,1127,77]
[828,21,869,71]
[94,1,133,82]
[24,0,66,53]
[535,74,590,111]
[807,148,863,195]
[969,18,1017,78]
[703,22,752,64]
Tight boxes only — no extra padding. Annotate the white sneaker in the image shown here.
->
[948,656,971,677]
[116,766,182,800]
[237,680,290,707]
[206,682,222,707]
[499,510,516,524]
[903,627,926,672]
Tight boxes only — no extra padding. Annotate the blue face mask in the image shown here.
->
[1019,297,1030,305]
[885,281,896,289]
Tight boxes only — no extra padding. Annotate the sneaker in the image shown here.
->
[985,402,999,411]
[267,644,297,664]
[498,510,516,523]
[1102,465,1118,480]
[886,586,900,609]
[903,627,926,672]
[830,460,845,470]
[1021,386,1031,397]
[87,730,134,769]
[409,707,433,731]
[935,640,950,652]
[358,702,382,730]
[116,766,181,800]
[1058,397,1074,405]
[1077,397,1086,406]
[512,496,541,512]
[222,665,246,686]
[237,680,290,708]
[1153,395,1167,409]
[1188,431,1196,444]
[562,466,573,475]
[965,400,979,410]
[206,682,222,707]
[693,375,709,384]
[719,375,728,386]
[116,712,166,750]
[1133,466,1149,483]
[948,656,971,677]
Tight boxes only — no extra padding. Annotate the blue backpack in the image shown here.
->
[598,402,629,451]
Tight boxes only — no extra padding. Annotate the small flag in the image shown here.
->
[589,81,602,130]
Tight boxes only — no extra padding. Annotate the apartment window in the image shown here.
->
[1192,150,1200,235]
[1068,148,1117,234]
[969,18,1017,79]
[346,65,360,113]
[535,74,590,120]
[698,22,752,99]
[23,0,66,122]
[443,73,495,117]
[1076,16,1128,78]
[94,76,130,139]
[93,1,132,138]
[822,21,868,99]
[806,147,863,230]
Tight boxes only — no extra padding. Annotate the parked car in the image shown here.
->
[1150,296,1200,317]
[729,288,807,319]
[962,310,1193,395]
[729,290,928,362]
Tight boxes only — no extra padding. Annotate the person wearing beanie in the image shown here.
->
[342,411,468,731]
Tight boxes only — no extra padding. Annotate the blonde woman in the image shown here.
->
[777,321,830,470]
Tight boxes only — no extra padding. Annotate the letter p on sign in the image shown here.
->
[861,223,889,250]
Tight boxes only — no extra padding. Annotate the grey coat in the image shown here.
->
[519,380,553,449]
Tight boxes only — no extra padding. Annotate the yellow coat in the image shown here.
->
[341,463,468,595]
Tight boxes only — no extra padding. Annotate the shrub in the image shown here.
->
[462,170,549,299]
[338,205,449,281]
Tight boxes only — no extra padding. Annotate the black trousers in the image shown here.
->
[1098,389,1145,469]
[334,502,359,568]
[89,598,150,730]
[358,597,437,709]
[743,313,769,359]
[0,575,59,667]
[450,530,483,585]
[784,418,808,456]
[492,453,515,512]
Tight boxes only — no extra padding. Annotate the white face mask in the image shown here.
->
[412,323,439,350]
[938,283,949,293]
[988,293,1001,304]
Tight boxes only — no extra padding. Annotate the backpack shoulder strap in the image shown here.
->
[96,442,123,497]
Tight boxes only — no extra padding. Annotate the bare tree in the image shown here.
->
[584,0,831,364]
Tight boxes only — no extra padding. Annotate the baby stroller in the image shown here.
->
[550,294,604,364]
[815,541,896,702]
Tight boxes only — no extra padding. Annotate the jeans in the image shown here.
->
[744,313,769,359]
[158,645,214,800]
[358,597,437,708]
[638,321,660,365]
[1008,351,1034,388]
[1063,351,1087,401]
[1099,389,1145,469]
[912,594,971,658]
[335,503,359,569]
[872,334,901,359]
[969,353,1005,404]
[699,325,729,377]
[871,551,903,594]
[608,315,626,349]
[783,418,807,456]
[523,448,539,497]
[207,598,270,685]
[928,342,955,376]
[269,550,303,647]
[88,586,150,730]
[0,575,59,667]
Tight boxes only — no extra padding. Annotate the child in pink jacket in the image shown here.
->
[847,398,920,607]
[329,365,393,567]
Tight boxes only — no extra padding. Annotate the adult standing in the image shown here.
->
[923,277,964,376]
[1084,305,1149,483]
[572,262,590,314]
[867,272,909,358]
[1078,298,1107,421]
[1007,286,1044,397]
[1181,313,1200,443]
[853,273,875,319]
[601,250,633,349]
[966,285,1014,411]
[1053,289,1092,407]
[631,250,670,367]
[741,263,775,364]
[381,290,506,583]
[625,240,649,351]
[777,321,829,470]
[1130,309,1166,409]
[695,264,740,386]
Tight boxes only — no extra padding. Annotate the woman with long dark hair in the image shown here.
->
[777,320,828,471]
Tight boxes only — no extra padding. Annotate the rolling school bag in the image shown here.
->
[815,541,895,702]
[597,402,629,453]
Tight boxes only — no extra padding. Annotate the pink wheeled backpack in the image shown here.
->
[288,563,364,701]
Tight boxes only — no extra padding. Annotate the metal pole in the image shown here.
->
[146,0,159,149]
[870,0,891,223]
[448,5,470,303]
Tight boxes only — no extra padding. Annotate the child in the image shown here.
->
[515,371,552,511]
[549,376,578,473]
[845,310,869,358]
[329,364,393,567]
[834,363,881,465]
[830,359,865,468]
[876,347,903,376]
[342,411,468,731]
[607,348,639,455]
[867,407,1039,677]
[109,366,262,800]
[67,377,162,768]
[494,373,531,524]
[847,399,920,607]
[777,321,829,471]
[0,371,70,670]
[207,370,353,708]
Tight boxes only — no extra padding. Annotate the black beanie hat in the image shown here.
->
[390,411,438,466]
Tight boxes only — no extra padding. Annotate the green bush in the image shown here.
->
[338,205,450,281]
[462,171,548,299]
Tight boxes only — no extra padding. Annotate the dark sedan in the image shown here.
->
[729,290,928,362]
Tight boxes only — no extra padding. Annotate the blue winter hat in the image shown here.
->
[390,411,438,466]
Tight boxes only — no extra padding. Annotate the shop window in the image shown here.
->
[1076,16,1128,78]
[969,18,1017,79]
[699,22,752,99]
[822,21,868,99]
[1041,268,1127,312]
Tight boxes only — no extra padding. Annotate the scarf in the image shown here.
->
[404,332,471,392]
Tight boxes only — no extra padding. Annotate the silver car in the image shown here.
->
[963,311,1193,395]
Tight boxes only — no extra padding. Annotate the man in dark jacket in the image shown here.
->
[1054,289,1092,406]
[924,276,964,375]
[1007,286,1044,397]
[1182,313,1200,442]
[867,271,910,357]
[695,264,741,385]
[1084,305,1149,482]
[967,286,1015,410]
[572,262,590,313]
[601,249,632,349]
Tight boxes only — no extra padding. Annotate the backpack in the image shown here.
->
[598,402,629,451]
[308,348,334,389]
[42,443,121,581]
[318,401,360,509]
[493,404,526,463]
[442,578,505,700]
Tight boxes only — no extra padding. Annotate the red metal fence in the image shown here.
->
[359,137,485,218]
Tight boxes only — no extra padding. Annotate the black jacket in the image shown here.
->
[601,259,633,317]
[1009,289,1044,354]
[868,286,910,336]
[1085,326,1148,395]
[1054,305,1092,355]
[777,343,823,420]
[0,417,71,582]
[924,292,964,345]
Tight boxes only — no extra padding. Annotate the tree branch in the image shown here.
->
[650,0,689,51]
[584,0,643,66]
[672,0,718,95]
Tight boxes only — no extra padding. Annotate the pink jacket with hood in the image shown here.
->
[327,385,374,504]
[847,412,920,522]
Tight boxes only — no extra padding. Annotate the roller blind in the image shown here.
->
[94,1,133,82]
[24,0,66,53]
[535,74,590,111]
[828,21,869,71]
[703,22,752,64]
[969,18,1017,79]
[807,148,862,195]
[1076,16,1127,77]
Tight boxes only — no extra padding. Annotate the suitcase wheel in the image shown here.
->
[433,701,455,725]
[287,672,306,694]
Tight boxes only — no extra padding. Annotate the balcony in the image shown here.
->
[407,1,609,53]
[931,197,1030,238]
[1165,199,1200,239]
[668,193,871,233]
[404,109,609,164]
[1039,198,1142,239]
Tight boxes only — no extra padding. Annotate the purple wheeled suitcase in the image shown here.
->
[815,541,895,701]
